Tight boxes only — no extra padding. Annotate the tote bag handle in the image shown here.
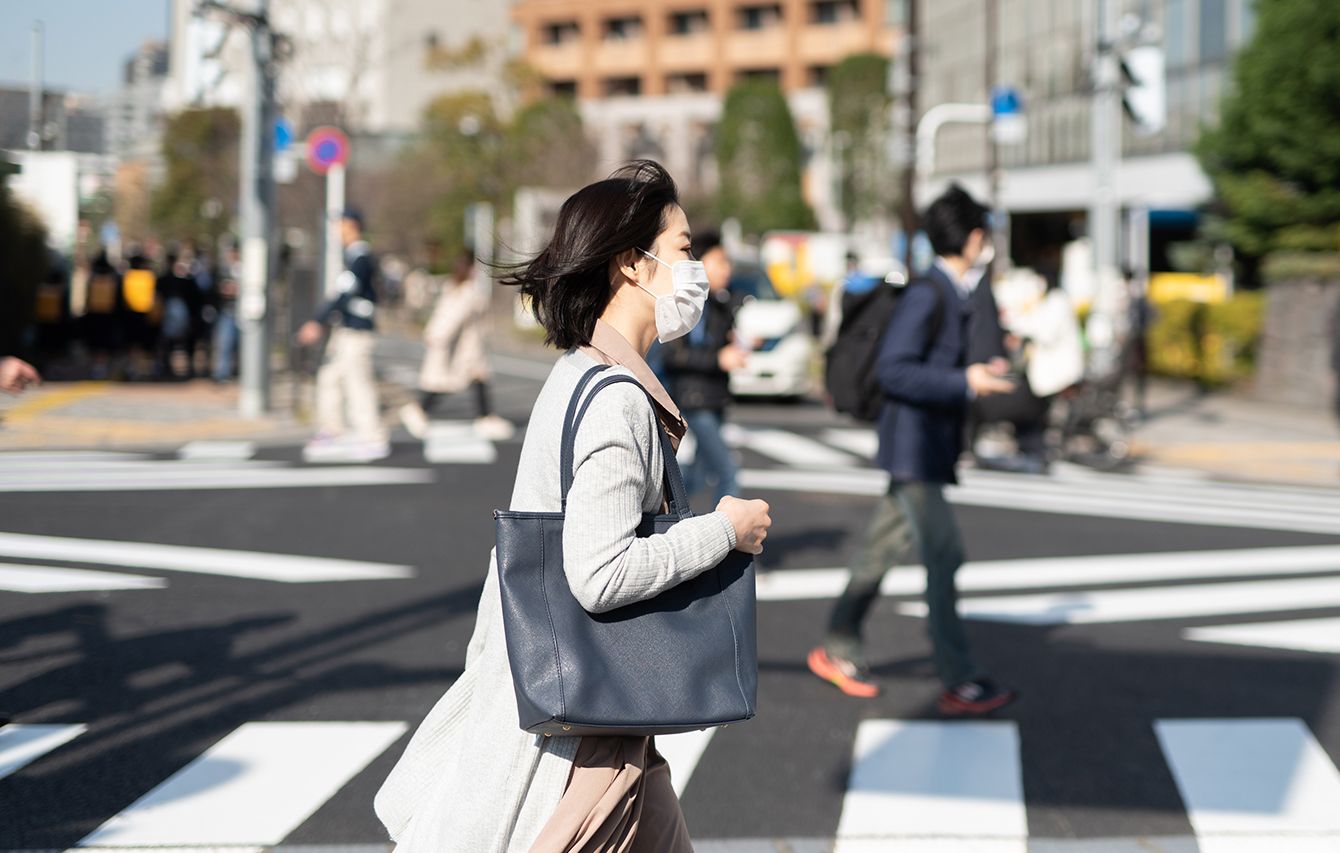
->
[559,366,692,519]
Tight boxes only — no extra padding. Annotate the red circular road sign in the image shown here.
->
[306,126,349,175]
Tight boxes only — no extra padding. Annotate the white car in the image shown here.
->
[728,263,815,399]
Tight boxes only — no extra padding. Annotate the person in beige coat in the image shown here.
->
[374,161,772,852]
[399,250,514,441]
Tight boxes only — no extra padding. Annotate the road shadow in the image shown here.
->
[0,581,483,848]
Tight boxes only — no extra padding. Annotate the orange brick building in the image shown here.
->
[513,0,895,101]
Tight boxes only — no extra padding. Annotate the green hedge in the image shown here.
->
[1147,292,1265,386]
[1261,251,1340,283]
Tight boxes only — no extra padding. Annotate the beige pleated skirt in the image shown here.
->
[529,736,693,853]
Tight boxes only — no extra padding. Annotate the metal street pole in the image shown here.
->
[323,163,346,299]
[984,0,1008,266]
[893,0,919,272]
[28,21,43,150]
[1090,0,1121,286]
[236,0,277,418]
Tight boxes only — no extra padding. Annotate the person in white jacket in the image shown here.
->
[998,272,1084,469]
[399,250,513,441]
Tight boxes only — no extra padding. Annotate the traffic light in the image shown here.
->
[1121,45,1166,136]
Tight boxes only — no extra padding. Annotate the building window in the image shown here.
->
[1164,0,1190,70]
[1198,0,1227,63]
[667,72,709,93]
[604,16,644,41]
[603,76,642,97]
[738,4,783,30]
[549,79,577,97]
[808,65,831,86]
[670,10,710,35]
[810,0,859,25]
[737,67,781,85]
[544,21,580,45]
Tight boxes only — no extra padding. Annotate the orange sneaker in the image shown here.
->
[807,647,881,698]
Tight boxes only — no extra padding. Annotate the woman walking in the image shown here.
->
[375,161,771,852]
[399,249,514,441]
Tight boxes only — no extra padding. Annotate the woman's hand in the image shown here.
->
[716,496,771,555]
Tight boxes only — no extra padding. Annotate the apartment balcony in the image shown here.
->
[592,38,652,75]
[796,20,886,64]
[657,33,717,72]
[530,40,588,79]
[723,28,789,68]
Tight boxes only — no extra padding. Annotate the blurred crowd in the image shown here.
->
[26,235,243,384]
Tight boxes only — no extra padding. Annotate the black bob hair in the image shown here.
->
[502,160,680,350]
[921,183,990,258]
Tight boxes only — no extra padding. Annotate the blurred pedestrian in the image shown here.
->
[1007,271,1083,452]
[212,243,241,382]
[121,245,159,381]
[807,185,1020,715]
[154,247,201,380]
[662,230,745,504]
[80,249,124,380]
[0,357,41,395]
[375,160,770,853]
[298,210,389,461]
[398,249,514,441]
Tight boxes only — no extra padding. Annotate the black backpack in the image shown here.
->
[824,278,944,422]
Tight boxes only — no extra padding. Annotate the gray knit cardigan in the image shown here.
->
[374,348,738,852]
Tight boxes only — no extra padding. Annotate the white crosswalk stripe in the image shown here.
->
[900,575,1340,625]
[178,441,258,461]
[656,728,718,798]
[76,722,406,848]
[422,422,497,465]
[1183,617,1340,654]
[0,532,413,584]
[835,720,1027,852]
[0,446,455,493]
[0,723,87,780]
[0,562,166,593]
[9,717,1334,850]
[756,545,1340,601]
[730,426,1340,536]
[1155,719,1340,850]
[727,426,862,468]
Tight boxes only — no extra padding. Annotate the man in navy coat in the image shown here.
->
[808,185,1019,715]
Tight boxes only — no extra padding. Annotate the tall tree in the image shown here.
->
[150,107,240,246]
[505,95,595,190]
[373,91,594,267]
[827,53,892,228]
[716,81,817,234]
[1196,0,1340,261]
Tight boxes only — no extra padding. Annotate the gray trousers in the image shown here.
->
[825,480,979,688]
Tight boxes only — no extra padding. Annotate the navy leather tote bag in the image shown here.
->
[495,364,757,737]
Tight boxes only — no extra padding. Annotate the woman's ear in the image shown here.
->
[613,248,644,288]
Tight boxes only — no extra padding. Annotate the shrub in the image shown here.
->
[1147,292,1266,386]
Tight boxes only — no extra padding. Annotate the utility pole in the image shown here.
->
[197,1,281,418]
[28,21,43,150]
[1090,0,1122,289]
[892,0,919,272]
[984,0,1004,265]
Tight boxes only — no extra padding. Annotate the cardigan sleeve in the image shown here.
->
[562,381,738,614]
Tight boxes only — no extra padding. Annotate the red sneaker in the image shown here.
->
[937,678,1018,716]
[807,647,881,698]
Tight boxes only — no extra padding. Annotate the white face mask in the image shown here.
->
[636,249,710,343]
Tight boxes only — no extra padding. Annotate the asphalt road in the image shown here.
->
[3,354,1339,852]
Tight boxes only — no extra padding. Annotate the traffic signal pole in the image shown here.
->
[197,0,279,418]
[1090,0,1122,291]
